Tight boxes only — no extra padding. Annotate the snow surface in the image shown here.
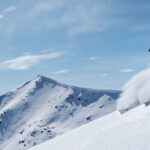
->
[0,75,120,150]
[29,104,150,150]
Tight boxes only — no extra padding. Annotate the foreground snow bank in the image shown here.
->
[117,68,150,111]
[29,105,150,150]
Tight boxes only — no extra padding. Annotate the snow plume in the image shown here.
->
[117,68,150,111]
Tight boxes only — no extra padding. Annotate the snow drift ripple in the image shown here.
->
[117,68,150,111]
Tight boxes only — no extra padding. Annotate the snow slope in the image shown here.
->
[30,104,150,150]
[0,75,120,150]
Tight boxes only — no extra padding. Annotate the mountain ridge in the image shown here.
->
[0,75,121,150]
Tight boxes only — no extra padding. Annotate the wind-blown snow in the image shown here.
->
[117,68,150,111]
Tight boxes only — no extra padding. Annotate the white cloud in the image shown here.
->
[0,52,63,70]
[89,57,98,61]
[4,6,16,13]
[0,0,148,37]
[0,6,16,20]
[60,1,107,36]
[52,69,69,74]
[117,68,150,111]
[101,73,108,77]
[41,48,54,53]
[0,15,4,19]
[121,69,134,73]
[23,52,32,55]
[26,0,116,36]
[30,1,63,16]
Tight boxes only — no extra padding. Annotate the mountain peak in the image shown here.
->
[35,75,58,85]
[36,74,47,79]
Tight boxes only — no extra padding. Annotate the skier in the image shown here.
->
[0,120,2,136]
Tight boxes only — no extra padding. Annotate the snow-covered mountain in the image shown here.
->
[29,104,150,150]
[0,75,120,150]
[28,68,150,150]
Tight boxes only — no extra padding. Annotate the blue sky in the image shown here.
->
[0,0,150,94]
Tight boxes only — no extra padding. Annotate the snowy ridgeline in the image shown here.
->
[117,68,150,112]
[0,75,120,150]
